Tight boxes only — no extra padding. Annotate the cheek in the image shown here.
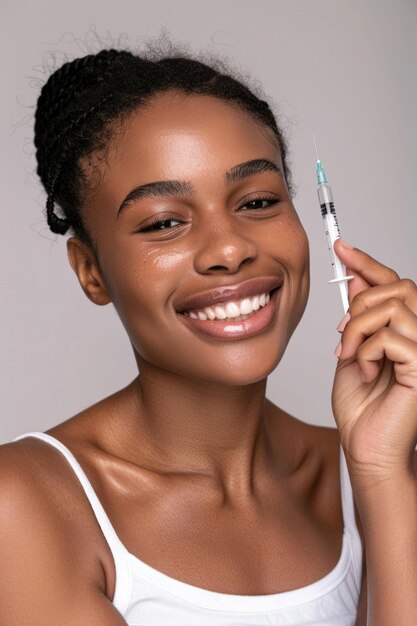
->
[151,251,186,272]
[265,216,310,272]
[267,219,310,329]
[104,246,188,322]
[289,226,310,324]
[288,224,310,272]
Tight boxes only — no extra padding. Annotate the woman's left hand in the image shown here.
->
[331,239,417,483]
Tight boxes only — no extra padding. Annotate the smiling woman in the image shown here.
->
[65,88,310,388]
[0,39,371,626]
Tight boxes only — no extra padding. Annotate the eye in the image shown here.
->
[139,215,183,232]
[240,196,280,211]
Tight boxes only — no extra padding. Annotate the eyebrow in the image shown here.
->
[116,158,283,218]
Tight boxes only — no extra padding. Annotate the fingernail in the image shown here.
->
[338,239,354,250]
[336,312,351,333]
[334,341,342,357]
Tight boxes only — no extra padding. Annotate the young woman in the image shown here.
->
[1,46,416,626]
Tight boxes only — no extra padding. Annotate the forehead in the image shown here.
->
[83,92,282,212]
[109,91,280,168]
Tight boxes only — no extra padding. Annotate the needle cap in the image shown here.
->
[316,160,327,185]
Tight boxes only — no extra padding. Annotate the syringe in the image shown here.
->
[314,134,353,315]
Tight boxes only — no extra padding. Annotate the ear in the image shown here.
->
[66,237,111,305]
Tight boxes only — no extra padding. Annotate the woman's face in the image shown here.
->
[77,91,310,385]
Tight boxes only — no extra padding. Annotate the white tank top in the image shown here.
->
[13,431,363,625]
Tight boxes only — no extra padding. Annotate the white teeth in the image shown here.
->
[239,297,253,315]
[225,302,241,318]
[183,288,277,321]
[204,306,217,320]
[213,305,227,319]
[231,313,251,321]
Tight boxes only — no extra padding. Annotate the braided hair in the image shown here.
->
[34,44,293,247]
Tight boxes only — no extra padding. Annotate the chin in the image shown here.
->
[186,353,285,388]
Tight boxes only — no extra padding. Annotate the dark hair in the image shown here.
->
[34,40,293,248]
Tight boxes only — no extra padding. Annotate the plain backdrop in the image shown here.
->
[1,0,416,443]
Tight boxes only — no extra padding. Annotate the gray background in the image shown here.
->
[1,0,416,444]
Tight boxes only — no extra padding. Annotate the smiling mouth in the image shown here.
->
[180,286,280,322]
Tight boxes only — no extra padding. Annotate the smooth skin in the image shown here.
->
[1,90,415,624]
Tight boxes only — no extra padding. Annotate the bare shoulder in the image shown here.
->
[0,439,126,624]
[266,399,342,466]
[0,437,104,573]
[267,401,362,529]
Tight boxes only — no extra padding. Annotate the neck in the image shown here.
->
[122,365,292,500]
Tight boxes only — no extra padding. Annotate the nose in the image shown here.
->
[193,218,258,274]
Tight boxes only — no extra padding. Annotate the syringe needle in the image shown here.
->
[313,132,320,162]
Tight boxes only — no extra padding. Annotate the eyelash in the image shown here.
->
[139,196,280,232]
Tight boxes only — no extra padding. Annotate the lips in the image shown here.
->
[178,285,282,340]
[175,276,283,314]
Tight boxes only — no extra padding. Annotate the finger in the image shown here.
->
[339,297,417,361]
[355,327,417,387]
[344,266,371,303]
[349,279,417,319]
[333,240,400,288]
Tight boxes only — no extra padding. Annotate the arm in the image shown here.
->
[0,445,128,626]
[351,455,417,626]
[349,449,417,626]
[330,242,417,626]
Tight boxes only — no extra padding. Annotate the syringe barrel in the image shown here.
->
[317,183,333,206]
[316,175,351,314]
[317,183,345,282]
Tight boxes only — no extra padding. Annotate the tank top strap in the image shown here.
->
[339,443,363,582]
[339,444,356,529]
[12,431,132,614]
